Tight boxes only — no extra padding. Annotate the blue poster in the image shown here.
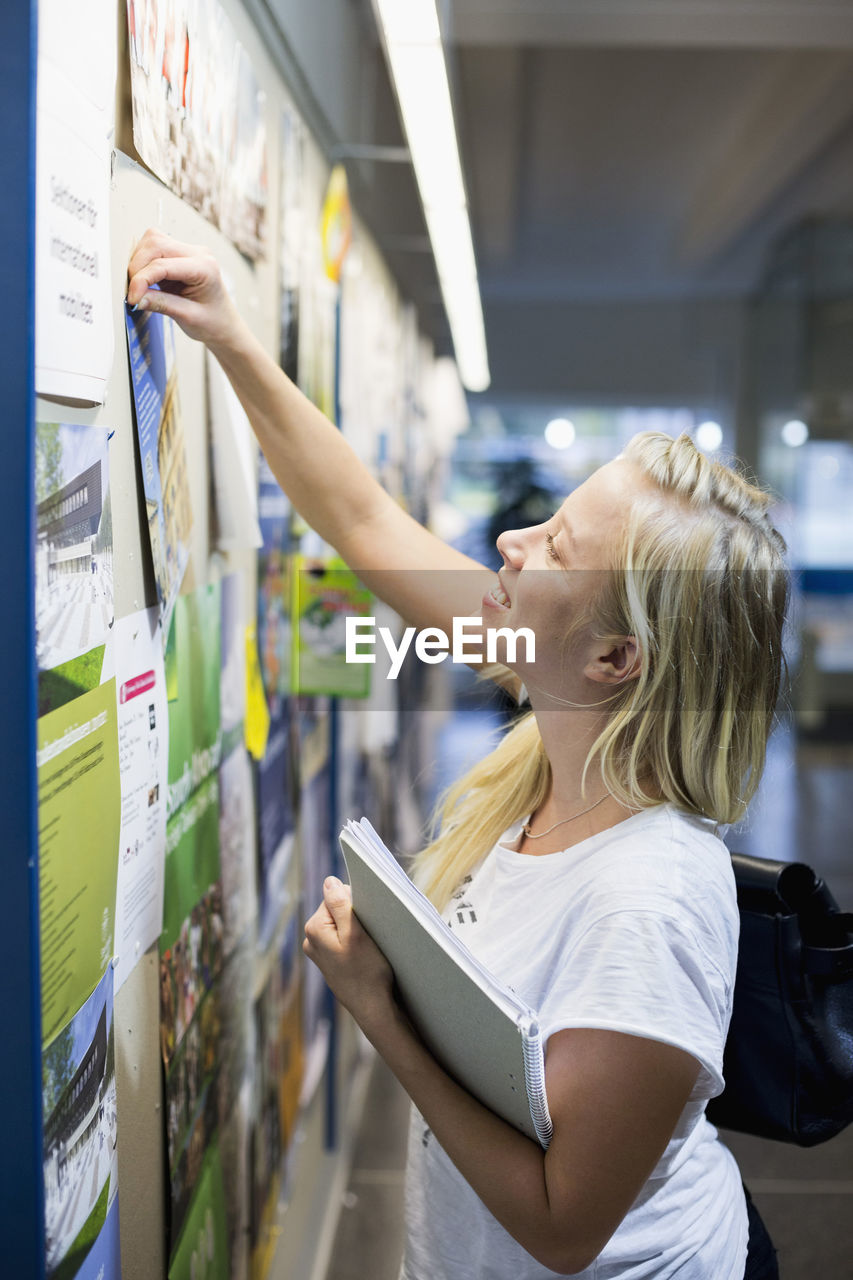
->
[255,703,295,948]
[125,304,192,637]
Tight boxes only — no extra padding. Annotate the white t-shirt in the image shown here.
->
[401,804,748,1280]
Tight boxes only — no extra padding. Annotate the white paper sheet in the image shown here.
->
[35,0,116,404]
[207,351,263,551]
[113,608,169,990]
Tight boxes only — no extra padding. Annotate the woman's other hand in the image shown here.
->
[303,877,396,1034]
[126,228,243,349]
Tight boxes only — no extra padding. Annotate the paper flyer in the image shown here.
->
[279,104,305,386]
[127,0,267,260]
[219,744,257,958]
[216,940,255,1280]
[276,914,304,1170]
[297,248,338,420]
[161,773,222,1066]
[244,624,271,762]
[35,422,114,718]
[160,584,224,1069]
[164,974,222,1248]
[207,352,262,553]
[125,307,192,639]
[219,43,268,261]
[291,555,371,697]
[218,1082,252,1280]
[257,453,292,701]
[167,1139,230,1280]
[42,965,119,1279]
[221,574,247,756]
[320,165,352,285]
[249,961,284,1280]
[298,761,333,1104]
[128,0,226,212]
[113,608,169,992]
[255,704,295,949]
[35,0,116,404]
[165,582,223,817]
[38,680,121,1045]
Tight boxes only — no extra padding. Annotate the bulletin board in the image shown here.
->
[16,0,451,1276]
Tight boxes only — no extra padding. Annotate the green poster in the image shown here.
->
[168,1138,230,1280]
[37,679,121,1045]
[160,774,222,1064]
[166,582,222,818]
[291,554,371,697]
[162,772,221,949]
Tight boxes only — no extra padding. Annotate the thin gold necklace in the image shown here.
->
[522,793,609,839]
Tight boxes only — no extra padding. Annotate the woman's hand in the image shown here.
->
[303,877,396,1034]
[126,228,245,349]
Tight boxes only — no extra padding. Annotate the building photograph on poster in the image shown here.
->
[42,965,119,1280]
[35,422,114,717]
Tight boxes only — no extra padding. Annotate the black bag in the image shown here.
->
[706,852,853,1146]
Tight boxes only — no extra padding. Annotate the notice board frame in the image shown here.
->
[0,0,45,1273]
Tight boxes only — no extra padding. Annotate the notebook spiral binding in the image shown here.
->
[521,1018,553,1148]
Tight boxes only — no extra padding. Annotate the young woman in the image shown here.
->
[128,231,787,1279]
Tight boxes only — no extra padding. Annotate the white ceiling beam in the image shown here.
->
[446,1,853,49]
[676,51,853,267]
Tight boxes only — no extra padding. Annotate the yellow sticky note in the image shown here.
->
[245,623,270,760]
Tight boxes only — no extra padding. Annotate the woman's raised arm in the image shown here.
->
[126,229,496,634]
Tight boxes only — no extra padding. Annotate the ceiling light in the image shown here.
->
[373,0,490,392]
[372,0,440,44]
[544,418,576,450]
[781,419,809,447]
[695,420,723,452]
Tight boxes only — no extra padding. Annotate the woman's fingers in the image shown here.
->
[128,227,207,279]
[322,877,353,944]
[126,230,236,343]
[128,286,200,330]
[126,254,214,305]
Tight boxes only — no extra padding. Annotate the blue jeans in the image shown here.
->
[743,1185,779,1279]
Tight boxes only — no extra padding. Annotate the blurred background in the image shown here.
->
[250,2,853,1276]
[261,0,853,739]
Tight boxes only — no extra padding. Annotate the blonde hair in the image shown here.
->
[413,432,789,909]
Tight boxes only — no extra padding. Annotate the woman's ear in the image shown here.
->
[584,637,642,685]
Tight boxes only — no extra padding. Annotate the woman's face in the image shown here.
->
[483,458,645,695]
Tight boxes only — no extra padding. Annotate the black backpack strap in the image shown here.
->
[729,852,853,977]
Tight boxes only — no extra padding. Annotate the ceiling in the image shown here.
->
[343,0,853,399]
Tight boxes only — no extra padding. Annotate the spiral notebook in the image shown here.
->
[339,818,553,1148]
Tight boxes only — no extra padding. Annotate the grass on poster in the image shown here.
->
[38,645,106,717]
[52,1173,110,1280]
